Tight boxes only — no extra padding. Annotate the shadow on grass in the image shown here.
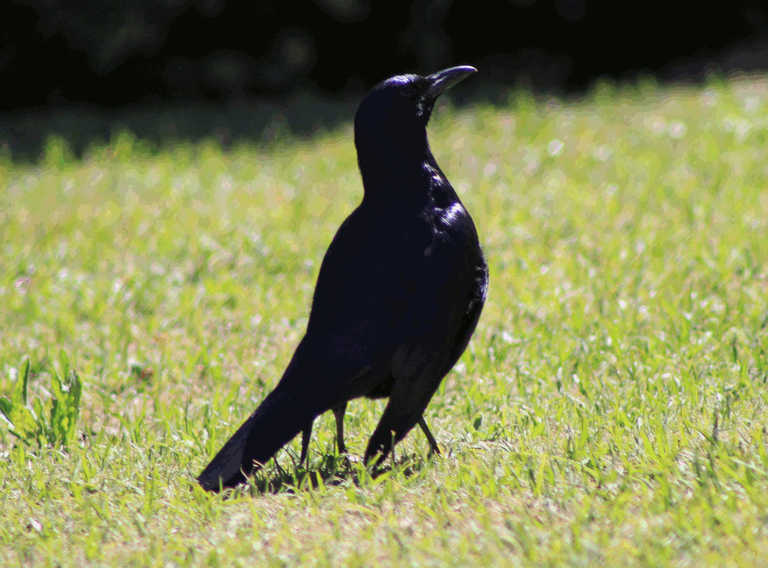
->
[0,86,509,164]
[0,96,358,163]
[215,450,433,498]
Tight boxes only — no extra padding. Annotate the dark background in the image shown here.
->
[2,0,768,158]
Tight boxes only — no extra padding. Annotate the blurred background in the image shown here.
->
[2,0,768,159]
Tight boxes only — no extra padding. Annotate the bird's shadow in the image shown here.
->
[219,450,431,497]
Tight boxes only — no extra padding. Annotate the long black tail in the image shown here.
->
[197,386,316,492]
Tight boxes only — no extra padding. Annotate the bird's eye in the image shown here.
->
[400,86,416,98]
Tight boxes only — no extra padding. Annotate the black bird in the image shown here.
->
[198,66,488,492]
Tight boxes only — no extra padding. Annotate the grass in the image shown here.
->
[2,76,768,566]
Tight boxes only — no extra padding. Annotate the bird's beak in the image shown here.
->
[424,65,477,99]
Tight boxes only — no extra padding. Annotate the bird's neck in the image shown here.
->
[356,136,439,208]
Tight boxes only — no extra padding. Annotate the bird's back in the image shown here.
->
[300,157,487,406]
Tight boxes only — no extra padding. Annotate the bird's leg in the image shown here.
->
[299,420,313,466]
[418,416,441,457]
[332,401,348,455]
[364,359,441,467]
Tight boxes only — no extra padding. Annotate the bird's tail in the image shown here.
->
[197,386,316,492]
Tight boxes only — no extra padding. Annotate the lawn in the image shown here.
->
[2,76,768,566]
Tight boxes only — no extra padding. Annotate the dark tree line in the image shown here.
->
[2,0,768,111]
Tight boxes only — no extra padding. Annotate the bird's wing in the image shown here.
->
[299,206,448,378]
[303,199,483,388]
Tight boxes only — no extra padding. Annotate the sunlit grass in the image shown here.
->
[2,76,768,566]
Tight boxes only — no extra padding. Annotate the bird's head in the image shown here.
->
[354,66,477,159]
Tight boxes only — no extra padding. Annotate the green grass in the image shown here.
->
[2,76,768,566]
